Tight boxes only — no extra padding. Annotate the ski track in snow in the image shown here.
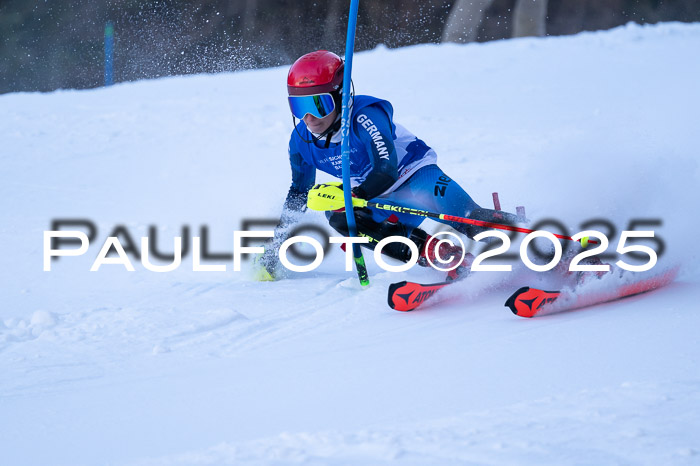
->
[130,380,700,466]
[1,21,699,465]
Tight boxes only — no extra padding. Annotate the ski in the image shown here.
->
[504,266,680,318]
[387,279,456,311]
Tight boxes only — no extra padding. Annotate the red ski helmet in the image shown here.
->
[287,50,344,96]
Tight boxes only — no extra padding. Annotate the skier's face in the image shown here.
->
[303,108,337,134]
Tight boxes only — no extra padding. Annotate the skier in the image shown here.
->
[254,50,518,281]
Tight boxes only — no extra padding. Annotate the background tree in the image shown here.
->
[1,0,698,94]
[442,0,496,43]
[513,0,548,38]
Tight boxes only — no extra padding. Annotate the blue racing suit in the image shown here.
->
[284,95,480,236]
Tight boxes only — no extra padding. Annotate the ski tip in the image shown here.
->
[388,280,453,312]
[387,281,409,311]
[505,287,531,316]
[505,287,561,318]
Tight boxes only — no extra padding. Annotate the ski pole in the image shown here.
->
[365,201,594,244]
[340,0,370,286]
[307,183,595,245]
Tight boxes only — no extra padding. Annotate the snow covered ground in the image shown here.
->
[1,21,699,465]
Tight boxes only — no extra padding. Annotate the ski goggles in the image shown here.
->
[288,93,336,119]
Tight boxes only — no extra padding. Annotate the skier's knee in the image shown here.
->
[461,207,522,240]
[327,209,423,263]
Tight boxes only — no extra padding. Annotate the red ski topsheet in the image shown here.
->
[505,287,561,317]
[388,280,452,312]
[505,266,680,318]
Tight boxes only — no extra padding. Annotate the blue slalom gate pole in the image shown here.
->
[340,0,369,286]
[104,22,114,86]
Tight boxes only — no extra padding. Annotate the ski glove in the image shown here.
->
[307,182,367,212]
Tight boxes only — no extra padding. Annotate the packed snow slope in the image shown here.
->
[1,22,700,465]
